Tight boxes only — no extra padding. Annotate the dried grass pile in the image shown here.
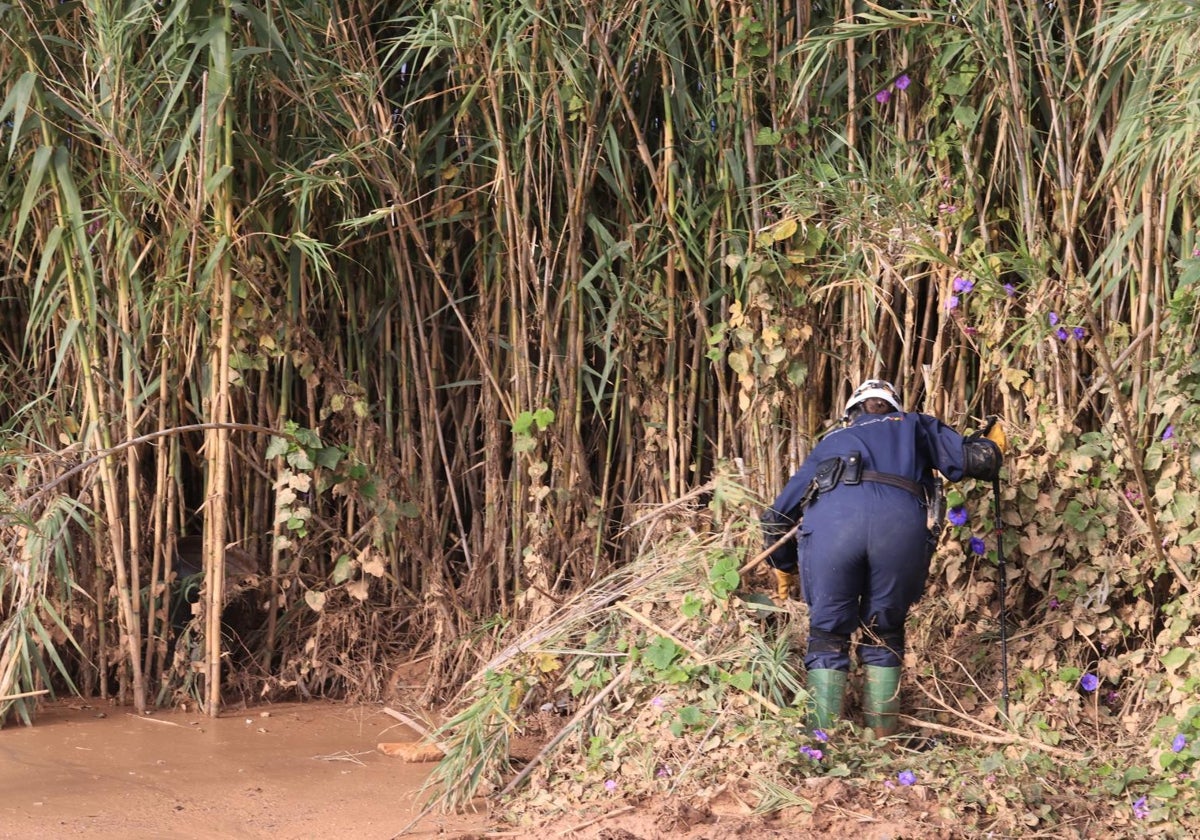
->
[405,484,1200,838]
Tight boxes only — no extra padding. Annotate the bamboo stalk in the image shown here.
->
[204,0,236,715]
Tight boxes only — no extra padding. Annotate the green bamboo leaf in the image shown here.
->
[29,610,76,693]
[0,70,36,160]
[14,144,53,247]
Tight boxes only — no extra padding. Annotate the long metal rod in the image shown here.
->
[993,473,1010,718]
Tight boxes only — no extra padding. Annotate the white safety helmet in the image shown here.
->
[844,378,903,417]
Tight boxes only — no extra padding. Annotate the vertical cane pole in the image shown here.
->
[978,414,1010,720]
[992,471,1010,718]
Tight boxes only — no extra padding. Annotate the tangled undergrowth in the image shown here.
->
[410,520,1200,839]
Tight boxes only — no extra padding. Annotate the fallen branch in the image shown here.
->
[618,480,716,535]
[556,805,636,836]
[899,714,1085,761]
[125,713,187,728]
[906,679,1089,761]
[498,657,635,798]
[738,522,801,575]
[379,706,449,761]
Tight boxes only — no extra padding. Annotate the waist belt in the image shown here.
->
[862,470,925,500]
[798,452,927,515]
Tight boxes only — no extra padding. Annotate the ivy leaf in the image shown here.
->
[753,127,781,146]
[1162,647,1192,672]
[265,436,289,460]
[314,445,343,469]
[332,554,354,584]
[1149,782,1178,799]
[725,671,753,692]
[513,411,535,435]
[644,636,681,670]
[287,449,315,471]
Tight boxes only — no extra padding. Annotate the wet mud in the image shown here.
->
[0,700,488,840]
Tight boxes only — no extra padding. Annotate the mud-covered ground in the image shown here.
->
[0,699,487,840]
[0,698,938,840]
[4,696,1187,840]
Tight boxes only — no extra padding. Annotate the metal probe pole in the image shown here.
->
[992,470,1010,718]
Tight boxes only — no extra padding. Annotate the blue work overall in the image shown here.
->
[763,411,972,671]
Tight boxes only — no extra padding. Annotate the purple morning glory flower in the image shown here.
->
[1003,283,1016,296]
[604,779,618,792]
[895,74,911,90]
[1048,312,1059,326]
[946,295,959,311]
[952,276,974,293]
[1133,795,1150,819]
[1056,327,1069,341]
[813,729,829,742]
[1072,326,1086,340]
[876,89,891,103]
[1172,734,1187,753]
[948,506,968,526]
[969,536,986,555]
[1163,425,1175,441]
[898,770,916,786]
[1080,673,1099,692]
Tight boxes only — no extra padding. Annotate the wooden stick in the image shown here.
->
[380,706,449,760]
[498,658,635,798]
[382,706,448,748]
[899,714,1085,761]
[738,521,801,575]
[556,805,636,836]
[126,713,187,728]
[0,689,50,701]
[906,677,1088,760]
[618,481,716,534]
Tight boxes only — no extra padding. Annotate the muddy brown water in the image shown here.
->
[0,700,490,840]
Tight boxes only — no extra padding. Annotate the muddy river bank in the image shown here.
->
[0,699,490,840]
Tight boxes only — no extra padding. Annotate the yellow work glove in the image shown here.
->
[984,418,1007,455]
[773,568,797,603]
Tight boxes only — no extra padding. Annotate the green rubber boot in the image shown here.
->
[863,665,902,737]
[806,669,847,730]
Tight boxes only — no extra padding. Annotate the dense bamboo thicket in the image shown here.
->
[2,0,1198,721]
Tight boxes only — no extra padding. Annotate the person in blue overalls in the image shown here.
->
[762,379,1005,735]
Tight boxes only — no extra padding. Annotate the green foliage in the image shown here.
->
[706,555,740,600]
[2,0,1200,789]
[512,408,555,454]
